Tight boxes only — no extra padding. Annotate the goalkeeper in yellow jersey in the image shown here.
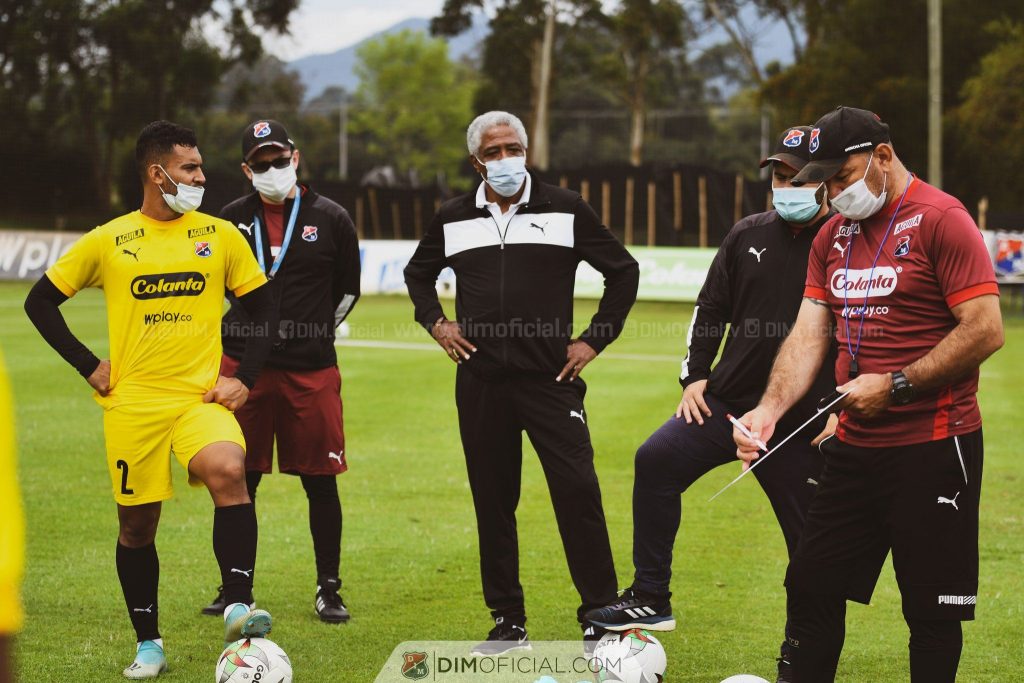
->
[24,121,278,679]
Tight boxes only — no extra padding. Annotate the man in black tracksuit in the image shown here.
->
[585,126,837,683]
[202,120,361,624]
[404,111,639,654]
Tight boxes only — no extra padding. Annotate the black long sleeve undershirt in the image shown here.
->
[23,276,101,378]
[232,283,277,389]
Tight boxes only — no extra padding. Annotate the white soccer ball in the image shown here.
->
[591,628,667,683]
[216,637,292,683]
[720,676,770,683]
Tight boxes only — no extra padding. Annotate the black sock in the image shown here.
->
[245,471,262,503]
[908,618,962,683]
[116,542,160,642]
[786,589,847,683]
[213,503,257,606]
[301,475,341,582]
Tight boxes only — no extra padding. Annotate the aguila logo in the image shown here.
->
[830,267,898,298]
[131,272,207,300]
[783,129,805,147]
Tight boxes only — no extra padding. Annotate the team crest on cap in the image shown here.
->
[253,121,271,138]
[894,235,911,258]
[302,225,318,242]
[809,128,820,153]
[195,241,212,257]
[783,129,805,147]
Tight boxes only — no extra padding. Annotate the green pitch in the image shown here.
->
[3,282,1022,682]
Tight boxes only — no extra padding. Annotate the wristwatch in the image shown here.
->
[890,371,916,406]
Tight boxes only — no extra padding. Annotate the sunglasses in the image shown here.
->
[247,155,293,174]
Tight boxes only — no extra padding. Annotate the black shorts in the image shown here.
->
[785,429,983,621]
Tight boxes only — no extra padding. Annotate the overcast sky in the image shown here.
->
[263,0,447,61]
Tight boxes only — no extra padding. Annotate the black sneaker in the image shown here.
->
[470,617,531,657]
[202,585,227,616]
[583,587,675,632]
[582,621,609,657]
[315,578,351,623]
[776,639,794,683]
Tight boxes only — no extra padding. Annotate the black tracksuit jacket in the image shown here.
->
[404,174,640,378]
[680,210,837,430]
[219,186,361,370]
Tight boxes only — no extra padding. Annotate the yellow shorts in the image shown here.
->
[102,398,245,505]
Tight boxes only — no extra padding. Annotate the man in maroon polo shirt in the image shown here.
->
[202,119,361,624]
[734,107,1003,682]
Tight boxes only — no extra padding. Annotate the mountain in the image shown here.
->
[288,14,490,102]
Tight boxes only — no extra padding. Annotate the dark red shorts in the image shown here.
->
[221,355,347,476]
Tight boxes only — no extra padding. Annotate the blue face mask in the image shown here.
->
[772,184,823,224]
[478,155,527,197]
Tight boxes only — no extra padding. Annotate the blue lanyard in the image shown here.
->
[842,175,913,377]
[254,190,301,279]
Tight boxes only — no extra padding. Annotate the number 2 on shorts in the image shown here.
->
[116,459,134,495]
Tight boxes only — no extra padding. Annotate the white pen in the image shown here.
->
[726,413,768,451]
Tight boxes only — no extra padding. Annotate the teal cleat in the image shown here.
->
[122,639,167,679]
[224,602,272,644]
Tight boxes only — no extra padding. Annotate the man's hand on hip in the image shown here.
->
[431,320,476,364]
[733,406,777,471]
[203,375,250,412]
[557,339,596,382]
[87,359,111,396]
[676,379,711,424]
[811,412,839,446]
[836,373,892,419]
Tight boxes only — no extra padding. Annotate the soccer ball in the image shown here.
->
[720,676,770,683]
[590,629,667,683]
[216,638,292,683]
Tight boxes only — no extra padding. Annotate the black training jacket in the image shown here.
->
[219,185,361,371]
[680,210,837,429]
[404,173,640,378]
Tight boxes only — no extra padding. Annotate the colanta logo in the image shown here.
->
[131,272,207,299]
[830,267,898,298]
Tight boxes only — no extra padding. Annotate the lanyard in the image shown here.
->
[254,190,301,279]
[842,175,912,377]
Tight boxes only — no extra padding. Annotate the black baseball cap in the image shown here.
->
[792,106,891,184]
[241,119,294,161]
[759,125,814,170]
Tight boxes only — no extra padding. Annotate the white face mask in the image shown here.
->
[831,153,887,220]
[250,160,297,203]
[157,165,204,214]
[477,155,527,197]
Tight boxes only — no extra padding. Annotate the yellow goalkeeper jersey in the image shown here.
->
[0,348,24,634]
[47,210,266,403]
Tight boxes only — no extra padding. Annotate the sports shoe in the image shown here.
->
[224,602,273,644]
[201,585,227,616]
[582,621,609,657]
[122,639,167,679]
[583,587,675,632]
[470,616,531,657]
[776,639,794,683]
[315,577,351,623]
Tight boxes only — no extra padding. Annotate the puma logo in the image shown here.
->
[122,248,141,261]
[748,247,766,262]
[529,221,547,234]
[570,410,586,424]
[328,451,343,463]
[833,240,848,257]
[237,222,253,236]
[230,567,254,577]
[132,604,153,613]
[937,492,960,510]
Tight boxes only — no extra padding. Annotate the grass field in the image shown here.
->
[2,282,1022,682]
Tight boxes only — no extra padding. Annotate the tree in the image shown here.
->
[349,30,475,185]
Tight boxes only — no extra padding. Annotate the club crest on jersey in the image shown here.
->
[809,128,821,153]
[783,129,805,147]
[194,241,212,258]
[894,235,911,258]
[302,225,319,242]
[253,121,271,138]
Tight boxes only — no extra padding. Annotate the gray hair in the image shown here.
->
[466,111,529,157]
